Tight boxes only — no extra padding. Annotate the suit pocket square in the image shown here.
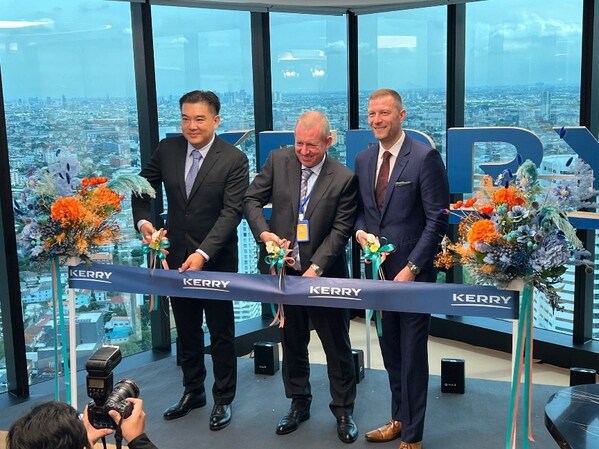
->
[395,181,412,187]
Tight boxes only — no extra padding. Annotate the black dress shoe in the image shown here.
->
[163,392,207,420]
[209,404,232,431]
[276,407,310,435]
[337,415,358,443]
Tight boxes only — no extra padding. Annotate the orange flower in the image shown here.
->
[84,185,123,215]
[50,197,86,225]
[464,197,477,207]
[493,185,525,209]
[81,177,109,187]
[479,206,494,215]
[467,219,500,249]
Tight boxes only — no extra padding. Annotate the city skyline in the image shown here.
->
[0,0,583,100]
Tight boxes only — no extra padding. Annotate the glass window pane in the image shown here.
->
[465,0,584,336]
[2,0,143,390]
[151,6,260,325]
[270,13,348,163]
[358,7,447,160]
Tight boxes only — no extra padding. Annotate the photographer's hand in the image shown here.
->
[109,398,147,442]
[82,405,114,445]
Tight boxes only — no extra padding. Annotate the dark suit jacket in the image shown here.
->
[132,135,249,272]
[355,134,449,281]
[243,146,358,278]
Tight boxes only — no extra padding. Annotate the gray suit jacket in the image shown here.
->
[132,135,249,271]
[243,146,357,278]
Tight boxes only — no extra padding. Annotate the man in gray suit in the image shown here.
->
[243,111,359,443]
[132,90,249,430]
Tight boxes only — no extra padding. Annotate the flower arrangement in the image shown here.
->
[264,239,295,273]
[361,233,395,279]
[15,151,155,265]
[435,156,596,311]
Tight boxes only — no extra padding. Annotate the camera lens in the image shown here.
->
[108,378,140,404]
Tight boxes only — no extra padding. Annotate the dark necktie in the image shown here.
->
[185,150,202,197]
[375,151,391,210]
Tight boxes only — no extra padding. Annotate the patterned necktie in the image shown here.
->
[300,168,314,206]
[185,150,202,197]
[293,167,314,270]
[375,151,391,211]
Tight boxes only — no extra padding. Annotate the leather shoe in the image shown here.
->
[364,420,402,442]
[399,442,422,449]
[337,414,358,443]
[209,404,232,430]
[163,392,206,420]
[276,407,310,435]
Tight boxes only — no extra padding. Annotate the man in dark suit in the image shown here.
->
[355,89,449,449]
[243,111,359,443]
[132,90,249,430]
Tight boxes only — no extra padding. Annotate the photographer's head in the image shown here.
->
[7,401,94,449]
[7,398,154,449]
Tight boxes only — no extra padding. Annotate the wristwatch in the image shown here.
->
[310,263,324,276]
[407,261,421,276]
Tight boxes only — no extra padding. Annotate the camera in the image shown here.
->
[86,346,140,429]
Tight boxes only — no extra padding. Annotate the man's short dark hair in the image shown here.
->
[7,401,91,449]
[179,90,221,116]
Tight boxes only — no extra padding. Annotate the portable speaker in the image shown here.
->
[351,349,365,384]
[254,341,280,375]
[569,367,597,386]
[441,358,465,394]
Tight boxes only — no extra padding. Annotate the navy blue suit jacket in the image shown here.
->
[355,134,449,281]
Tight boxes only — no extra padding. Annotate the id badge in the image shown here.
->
[296,219,310,242]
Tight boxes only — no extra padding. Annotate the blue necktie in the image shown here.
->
[185,150,203,197]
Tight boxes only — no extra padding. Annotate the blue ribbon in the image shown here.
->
[69,263,519,318]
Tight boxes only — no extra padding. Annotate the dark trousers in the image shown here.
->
[379,311,431,443]
[170,296,237,405]
[281,304,356,417]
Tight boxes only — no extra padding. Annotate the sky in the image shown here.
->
[0,0,584,100]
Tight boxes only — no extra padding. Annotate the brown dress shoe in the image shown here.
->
[364,420,402,442]
[399,442,422,449]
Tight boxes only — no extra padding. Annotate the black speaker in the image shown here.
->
[351,349,364,384]
[441,358,465,394]
[254,341,279,375]
[569,367,597,386]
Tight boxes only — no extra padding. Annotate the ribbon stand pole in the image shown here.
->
[506,278,535,449]
[67,257,79,410]
[365,309,372,369]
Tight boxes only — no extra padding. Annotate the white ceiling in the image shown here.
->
[148,0,483,15]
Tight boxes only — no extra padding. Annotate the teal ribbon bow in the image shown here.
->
[265,247,290,273]
[362,237,396,337]
[142,237,170,260]
[141,231,170,311]
[363,238,396,278]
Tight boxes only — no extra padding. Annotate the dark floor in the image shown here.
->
[0,355,561,449]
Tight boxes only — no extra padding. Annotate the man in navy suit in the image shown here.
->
[243,111,359,443]
[355,89,449,449]
[132,90,249,430]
